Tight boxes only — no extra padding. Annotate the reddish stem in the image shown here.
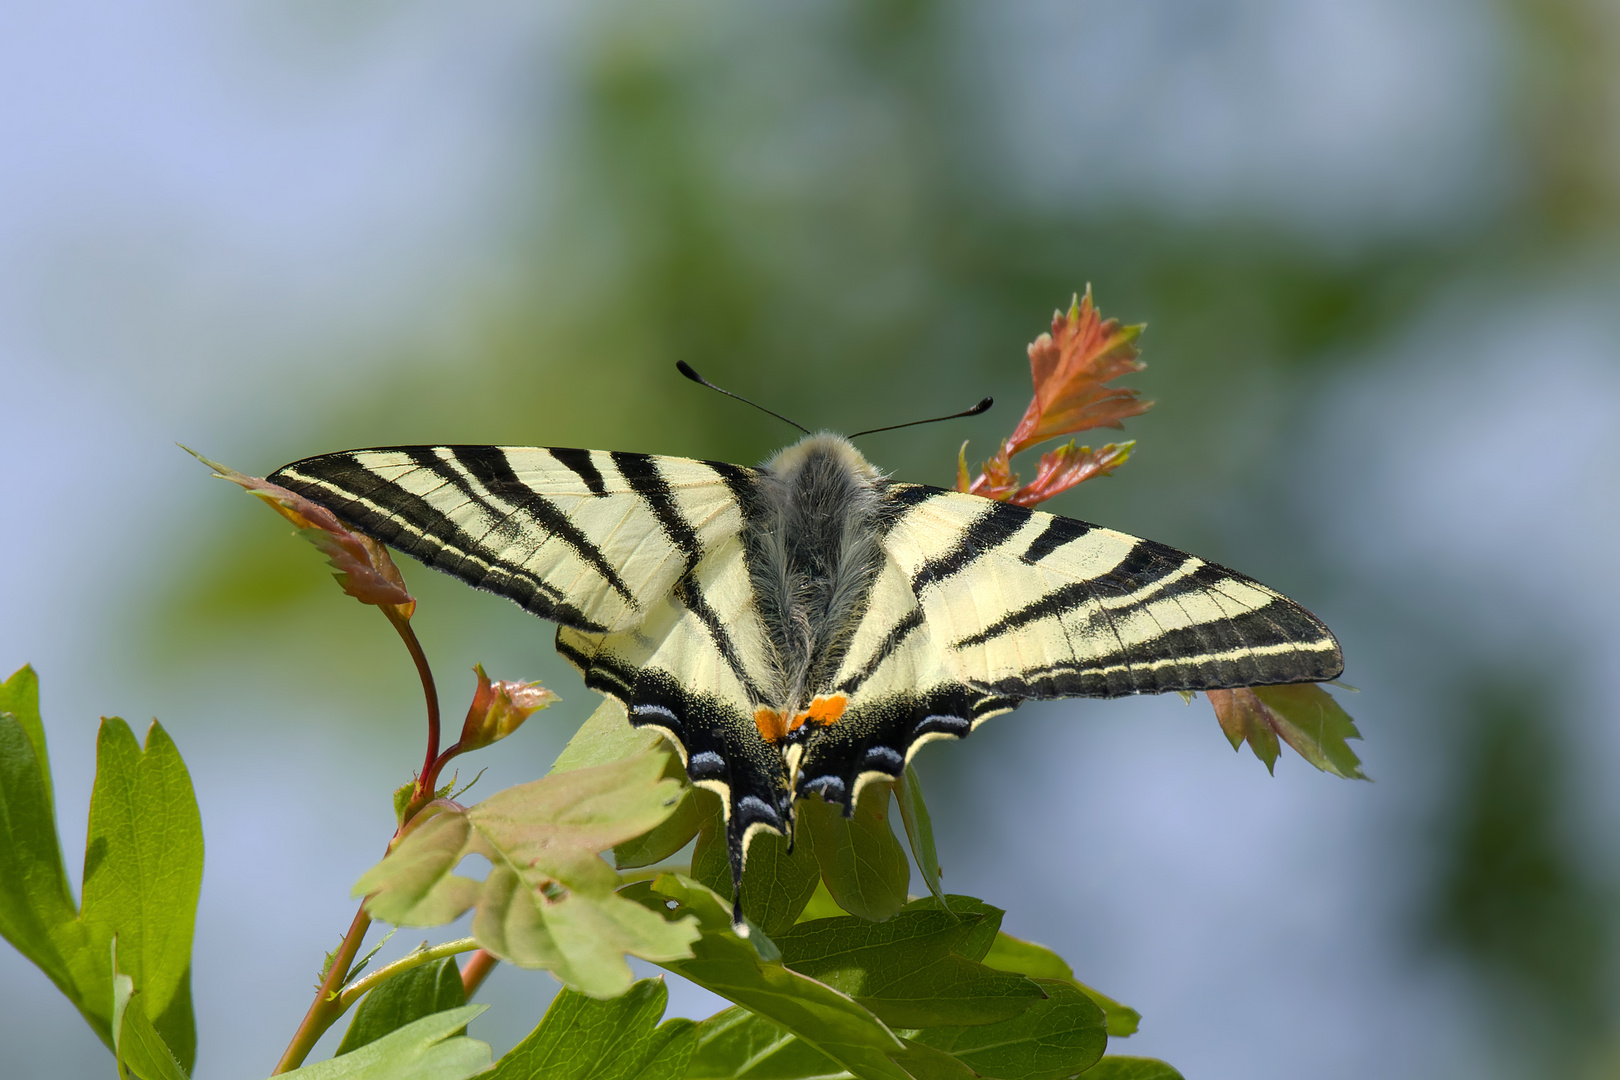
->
[273,904,372,1074]
[275,605,446,1072]
[460,949,499,999]
[383,606,441,801]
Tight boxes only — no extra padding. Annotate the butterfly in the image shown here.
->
[269,427,1342,914]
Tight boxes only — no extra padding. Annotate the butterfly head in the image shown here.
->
[761,432,882,484]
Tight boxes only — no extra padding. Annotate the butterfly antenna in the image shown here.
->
[848,396,994,439]
[676,361,810,435]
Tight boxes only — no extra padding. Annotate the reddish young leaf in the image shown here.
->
[1207,684,1367,780]
[186,447,415,618]
[456,664,560,753]
[962,289,1150,507]
[1015,288,1149,451]
[1006,440,1134,508]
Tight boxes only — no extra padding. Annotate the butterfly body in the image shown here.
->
[271,432,1342,903]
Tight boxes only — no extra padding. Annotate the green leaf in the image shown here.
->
[0,710,81,1005]
[112,938,190,1080]
[906,979,1107,1080]
[692,799,821,936]
[795,880,849,924]
[614,761,713,870]
[0,679,203,1072]
[355,751,699,997]
[1078,1057,1185,1080]
[550,698,666,775]
[1207,684,1367,780]
[272,1005,491,1080]
[623,874,960,1080]
[685,1007,851,1080]
[336,956,468,1056]
[775,899,1044,1027]
[981,933,1140,1037]
[82,719,204,1072]
[488,977,697,1080]
[800,787,909,923]
[1,666,49,807]
[893,767,947,911]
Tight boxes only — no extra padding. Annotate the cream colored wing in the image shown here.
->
[880,485,1344,698]
[270,446,752,634]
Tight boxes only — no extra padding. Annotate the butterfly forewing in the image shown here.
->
[270,447,747,634]
[880,486,1344,698]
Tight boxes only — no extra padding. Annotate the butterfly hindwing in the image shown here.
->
[794,554,1017,809]
[271,446,792,862]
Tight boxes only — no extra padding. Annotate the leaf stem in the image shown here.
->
[382,606,442,810]
[459,949,499,1000]
[335,937,480,1012]
[273,904,372,1074]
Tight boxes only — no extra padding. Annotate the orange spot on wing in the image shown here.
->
[755,707,789,745]
[789,694,848,733]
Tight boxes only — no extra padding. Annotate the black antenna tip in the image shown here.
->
[847,395,996,439]
[672,360,810,434]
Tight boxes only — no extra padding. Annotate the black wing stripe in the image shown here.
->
[675,578,767,703]
[610,451,766,703]
[548,447,608,495]
[950,542,1211,649]
[1021,516,1093,563]
[610,452,703,571]
[875,483,939,537]
[983,611,1340,695]
[909,499,1031,593]
[836,606,925,696]
[443,446,639,607]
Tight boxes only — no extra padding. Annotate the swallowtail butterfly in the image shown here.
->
[270,430,1341,909]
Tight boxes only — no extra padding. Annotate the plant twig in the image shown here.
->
[383,606,442,814]
[460,949,499,1000]
[273,905,372,1074]
[336,937,481,1012]
[276,606,446,1072]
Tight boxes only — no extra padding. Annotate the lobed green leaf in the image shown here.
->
[775,899,1044,1028]
[685,1007,851,1080]
[1,666,50,806]
[614,763,712,871]
[82,718,205,1070]
[692,800,821,936]
[355,751,699,997]
[800,787,909,923]
[981,933,1140,1037]
[550,698,667,775]
[624,874,954,1080]
[271,1005,491,1080]
[906,979,1107,1080]
[336,956,467,1056]
[0,709,81,1006]
[488,976,697,1080]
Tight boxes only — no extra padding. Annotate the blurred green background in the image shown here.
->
[2,1,1618,1077]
